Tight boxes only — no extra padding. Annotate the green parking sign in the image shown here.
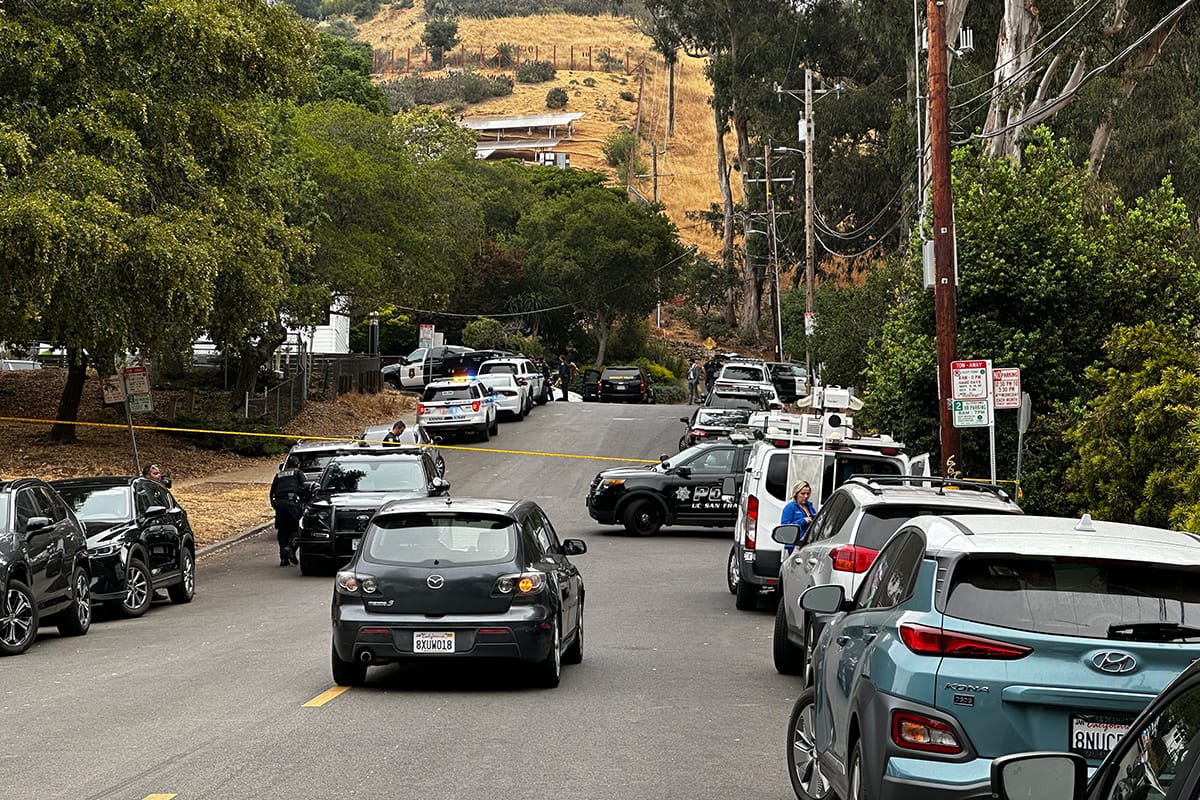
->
[952,399,990,428]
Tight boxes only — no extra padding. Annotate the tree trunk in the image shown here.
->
[48,348,88,444]
[667,56,676,138]
[593,310,611,367]
[734,112,761,341]
[230,319,287,412]
[714,101,738,328]
[983,0,1043,161]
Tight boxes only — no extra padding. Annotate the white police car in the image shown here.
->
[417,378,499,443]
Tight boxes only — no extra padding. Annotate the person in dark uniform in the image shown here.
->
[557,354,572,401]
[270,457,306,566]
[142,463,172,489]
[703,356,721,395]
[382,420,406,443]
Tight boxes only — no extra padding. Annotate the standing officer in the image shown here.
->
[270,457,306,567]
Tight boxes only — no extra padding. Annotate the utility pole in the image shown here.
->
[764,145,783,361]
[928,0,960,475]
[627,60,646,193]
[804,68,816,378]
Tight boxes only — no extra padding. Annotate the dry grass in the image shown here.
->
[357,0,738,257]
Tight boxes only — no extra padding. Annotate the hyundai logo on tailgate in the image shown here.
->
[426,575,445,589]
[1090,651,1137,674]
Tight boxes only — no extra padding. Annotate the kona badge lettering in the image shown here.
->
[944,683,990,693]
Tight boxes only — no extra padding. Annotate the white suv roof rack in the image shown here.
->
[736,410,906,452]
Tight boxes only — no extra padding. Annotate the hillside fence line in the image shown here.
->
[372,42,654,75]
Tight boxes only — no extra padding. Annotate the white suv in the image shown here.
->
[725,411,930,611]
[713,360,783,407]
[477,357,549,407]
[417,379,499,443]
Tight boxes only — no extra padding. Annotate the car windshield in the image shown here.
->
[422,385,473,402]
[945,556,1200,640]
[479,363,517,375]
[367,513,515,565]
[722,365,765,381]
[707,394,763,410]
[404,348,426,363]
[321,460,426,492]
[294,451,338,474]
[603,368,640,379]
[55,485,131,521]
[697,409,751,426]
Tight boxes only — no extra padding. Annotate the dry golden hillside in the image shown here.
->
[355,2,733,256]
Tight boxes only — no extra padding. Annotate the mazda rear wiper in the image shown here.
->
[1107,622,1200,642]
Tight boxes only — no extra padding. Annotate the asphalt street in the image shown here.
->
[0,400,800,800]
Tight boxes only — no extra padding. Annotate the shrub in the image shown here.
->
[653,384,688,405]
[619,90,635,102]
[582,76,597,87]
[633,357,675,384]
[545,87,568,109]
[490,43,517,68]
[601,127,646,184]
[163,416,290,457]
[516,60,556,83]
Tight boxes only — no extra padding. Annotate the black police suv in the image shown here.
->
[331,496,586,689]
[678,406,756,451]
[296,447,450,576]
[0,478,92,655]
[585,440,755,536]
[52,476,197,617]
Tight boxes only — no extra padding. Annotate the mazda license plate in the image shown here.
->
[413,632,454,653]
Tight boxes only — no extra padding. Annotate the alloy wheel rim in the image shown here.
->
[804,624,816,686]
[553,620,561,676]
[183,553,195,594]
[849,750,861,800]
[124,565,149,611]
[792,702,829,798]
[1,588,33,647]
[728,551,740,589]
[74,574,91,626]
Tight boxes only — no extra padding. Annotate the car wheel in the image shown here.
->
[299,550,326,577]
[119,557,153,618]
[532,615,562,688]
[846,740,864,800]
[167,548,195,604]
[477,422,490,443]
[735,575,758,611]
[56,565,92,637]
[621,499,664,536]
[774,601,807,675]
[331,642,367,687]
[563,600,583,665]
[489,414,499,436]
[726,547,740,595]
[435,457,446,478]
[787,687,833,800]
[0,579,38,656]
[803,622,818,687]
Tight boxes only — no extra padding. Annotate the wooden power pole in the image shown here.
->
[927,0,960,475]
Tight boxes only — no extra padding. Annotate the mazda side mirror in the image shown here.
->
[680,417,691,424]
[143,505,168,519]
[561,539,587,556]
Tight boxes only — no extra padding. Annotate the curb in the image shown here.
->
[197,521,273,559]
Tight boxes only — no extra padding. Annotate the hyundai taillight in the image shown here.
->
[899,623,1033,659]
[891,711,963,754]
[745,494,759,549]
[471,400,481,412]
[829,545,878,573]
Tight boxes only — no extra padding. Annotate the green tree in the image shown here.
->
[392,107,477,163]
[303,33,389,114]
[462,318,512,350]
[422,19,461,67]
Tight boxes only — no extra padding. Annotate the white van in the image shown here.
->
[725,409,930,610]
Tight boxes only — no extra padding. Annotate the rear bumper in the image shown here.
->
[333,604,556,665]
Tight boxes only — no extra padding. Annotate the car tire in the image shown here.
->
[787,687,833,800]
[532,615,562,688]
[846,739,864,800]
[774,601,807,676]
[726,547,740,594]
[167,548,195,604]
[299,550,326,577]
[55,565,92,637]
[331,642,367,687]
[119,557,153,618]
[0,579,38,656]
[563,600,583,665]
[489,414,499,436]
[803,622,819,688]
[735,575,758,611]
[621,499,664,536]
[477,422,490,443]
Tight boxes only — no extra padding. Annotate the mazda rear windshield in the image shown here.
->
[945,556,1200,640]
[366,513,515,565]
[55,485,131,521]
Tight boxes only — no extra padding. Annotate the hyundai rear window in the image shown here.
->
[945,556,1200,640]
[367,514,515,565]
[421,386,472,402]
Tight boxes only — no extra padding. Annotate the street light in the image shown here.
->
[368,310,380,357]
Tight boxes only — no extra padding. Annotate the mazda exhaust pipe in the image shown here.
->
[359,649,373,664]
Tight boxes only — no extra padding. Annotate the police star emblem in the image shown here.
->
[674,487,691,502]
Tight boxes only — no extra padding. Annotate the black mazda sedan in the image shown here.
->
[52,477,196,617]
[331,496,586,688]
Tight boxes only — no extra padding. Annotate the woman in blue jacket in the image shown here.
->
[781,480,816,538]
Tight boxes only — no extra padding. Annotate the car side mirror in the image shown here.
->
[990,754,1086,800]
[720,476,737,502]
[680,417,691,424]
[24,516,53,535]
[772,524,803,546]
[143,505,168,519]
[430,477,451,495]
[561,539,587,556]
[769,402,784,410]
[800,584,847,614]
[674,466,691,479]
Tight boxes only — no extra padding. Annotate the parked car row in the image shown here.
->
[1,475,195,656]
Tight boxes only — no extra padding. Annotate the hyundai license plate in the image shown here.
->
[1069,714,1132,760]
[413,632,454,653]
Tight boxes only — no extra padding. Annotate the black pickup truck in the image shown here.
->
[585,440,755,535]
[381,346,517,390]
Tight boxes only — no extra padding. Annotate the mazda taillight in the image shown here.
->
[899,623,1033,659]
[471,400,481,412]
[746,494,759,549]
[829,545,878,573]
[891,711,963,754]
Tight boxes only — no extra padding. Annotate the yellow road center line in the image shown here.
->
[303,686,350,707]
[142,794,177,799]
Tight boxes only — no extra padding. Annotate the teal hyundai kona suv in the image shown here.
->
[787,513,1200,800]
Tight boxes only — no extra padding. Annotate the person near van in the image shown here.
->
[270,458,306,566]
[781,480,816,539]
[686,358,702,404]
[703,356,721,394]
[557,354,572,401]
[382,420,406,443]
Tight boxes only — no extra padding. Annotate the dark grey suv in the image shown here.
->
[0,478,92,655]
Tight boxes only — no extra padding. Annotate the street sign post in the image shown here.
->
[418,324,435,349]
[952,359,996,483]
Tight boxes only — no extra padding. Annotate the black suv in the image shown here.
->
[0,478,92,655]
[598,365,655,403]
[703,387,772,412]
[282,439,362,483]
[52,476,197,618]
[586,439,755,535]
[296,447,450,575]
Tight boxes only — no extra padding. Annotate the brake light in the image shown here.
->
[891,711,962,754]
[494,571,546,599]
[640,380,646,391]
[773,439,791,448]
[881,447,900,455]
[690,429,709,438]
[746,494,759,549]
[417,403,426,414]
[597,380,602,393]
[899,623,1033,659]
[829,545,878,573]
[471,400,481,412]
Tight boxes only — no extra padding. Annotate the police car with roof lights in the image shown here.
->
[723,389,930,610]
[712,359,784,407]
[585,438,757,536]
[417,377,499,443]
